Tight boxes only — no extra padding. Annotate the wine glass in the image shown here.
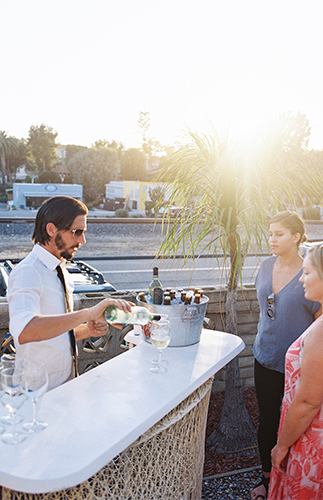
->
[22,360,48,433]
[0,355,24,427]
[150,317,171,374]
[1,366,27,444]
[150,314,170,366]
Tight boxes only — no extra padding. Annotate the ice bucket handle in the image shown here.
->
[182,306,200,322]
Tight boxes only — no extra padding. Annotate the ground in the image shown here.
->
[204,387,260,477]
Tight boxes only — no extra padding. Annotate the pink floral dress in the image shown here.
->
[268,330,323,500]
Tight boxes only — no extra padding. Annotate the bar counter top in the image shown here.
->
[0,329,244,494]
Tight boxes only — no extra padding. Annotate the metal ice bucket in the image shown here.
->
[136,294,209,347]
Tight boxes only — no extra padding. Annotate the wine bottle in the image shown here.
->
[148,267,164,305]
[104,305,161,325]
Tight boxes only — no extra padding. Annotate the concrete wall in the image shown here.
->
[0,286,259,392]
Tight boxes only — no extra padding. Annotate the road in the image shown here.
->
[84,254,269,291]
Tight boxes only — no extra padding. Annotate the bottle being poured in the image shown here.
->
[104,305,161,325]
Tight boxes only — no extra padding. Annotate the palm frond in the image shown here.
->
[156,120,320,289]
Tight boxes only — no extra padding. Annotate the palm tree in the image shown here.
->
[156,119,320,454]
[0,131,18,185]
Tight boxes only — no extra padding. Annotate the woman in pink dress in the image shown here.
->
[269,242,323,499]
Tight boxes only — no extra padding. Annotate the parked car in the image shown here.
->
[169,206,185,217]
[156,205,187,218]
[0,259,116,297]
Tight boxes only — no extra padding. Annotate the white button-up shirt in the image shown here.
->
[8,244,73,390]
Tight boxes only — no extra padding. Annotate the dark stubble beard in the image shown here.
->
[54,233,79,261]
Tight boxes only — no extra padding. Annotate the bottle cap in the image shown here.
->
[152,314,161,321]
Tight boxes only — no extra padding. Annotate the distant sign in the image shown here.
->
[45,185,58,192]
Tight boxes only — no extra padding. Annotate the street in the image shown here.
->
[86,255,268,291]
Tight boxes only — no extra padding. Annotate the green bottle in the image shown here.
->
[104,305,161,325]
[148,267,164,305]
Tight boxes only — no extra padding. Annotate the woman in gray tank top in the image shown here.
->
[251,211,321,500]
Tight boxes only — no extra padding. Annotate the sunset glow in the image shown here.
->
[1,0,323,150]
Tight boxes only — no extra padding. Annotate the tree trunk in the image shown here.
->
[207,233,258,455]
[0,151,6,185]
[207,288,258,455]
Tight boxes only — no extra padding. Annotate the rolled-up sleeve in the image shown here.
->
[8,265,43,344]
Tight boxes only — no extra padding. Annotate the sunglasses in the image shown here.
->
[267,293,275,320]
[68,228,87,238]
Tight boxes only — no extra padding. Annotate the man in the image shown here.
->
[8,196,132,390]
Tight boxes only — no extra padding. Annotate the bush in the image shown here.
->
[0,184,12,194]
[115,208,129,218]
[302,206,321,220]
[91,197,103,208]
[36,171,61,184]
[144,200,154,217]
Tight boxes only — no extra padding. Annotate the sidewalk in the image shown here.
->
[0,203,115,219]
[0,203,148,219]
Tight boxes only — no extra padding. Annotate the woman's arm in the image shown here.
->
[271,320,323,473]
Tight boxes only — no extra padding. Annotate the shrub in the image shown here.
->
[115,208,129,218]
[36,171,61,184]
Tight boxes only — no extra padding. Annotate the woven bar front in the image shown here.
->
[3,377,213,500]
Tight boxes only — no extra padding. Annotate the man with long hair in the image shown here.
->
[8,196,131,390]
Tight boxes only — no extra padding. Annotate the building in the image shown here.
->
[104,181,172,213]
[11,183,83,209]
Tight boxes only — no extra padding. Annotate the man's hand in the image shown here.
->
[87,298,134,323]
[75,298,135,340]
[87,320,109,337]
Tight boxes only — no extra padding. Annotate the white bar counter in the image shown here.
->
[0,329,244,495]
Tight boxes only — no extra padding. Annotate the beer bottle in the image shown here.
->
[194,293,201,304]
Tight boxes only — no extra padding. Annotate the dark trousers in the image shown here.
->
[254,359,285,473]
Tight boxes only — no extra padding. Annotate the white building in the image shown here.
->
[11,183,83,209]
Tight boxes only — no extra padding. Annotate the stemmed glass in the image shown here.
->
[0,366,27,444]
[0,355,24,427]
[150,317,171,374]
[22,360,48,433]
[150,314,169,366]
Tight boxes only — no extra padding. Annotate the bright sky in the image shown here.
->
[2,0,323,151]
